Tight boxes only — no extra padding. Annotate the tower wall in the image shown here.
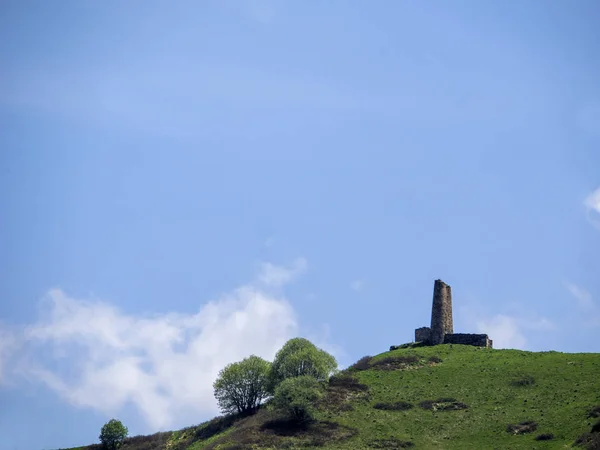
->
[430,279,453,345]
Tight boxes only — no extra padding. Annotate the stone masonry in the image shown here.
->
[413,279,492,348]
[430,279,453,345]
[444,333,493,348]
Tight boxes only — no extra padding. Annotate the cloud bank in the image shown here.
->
[1,260,316,430]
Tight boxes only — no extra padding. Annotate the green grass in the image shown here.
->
[61,345,600,449]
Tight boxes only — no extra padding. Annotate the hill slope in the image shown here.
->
[63,345,600,449]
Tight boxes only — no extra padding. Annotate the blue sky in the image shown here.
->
[1,1,600,449]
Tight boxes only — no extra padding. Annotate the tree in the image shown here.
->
[272,375,324,422]
[213,355,271,415]
[269,338,337,390]
[99,419,128,450]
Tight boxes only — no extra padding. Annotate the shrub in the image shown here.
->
[510,375,535,387]
[328,372,368,392]
[272,375,325,422]
[373,401,414,411]
[213,355,271,415]
[195,415,239,440]
[122,432,171,450]
[348,356,373,371]
[588,405,600,418]
[535,433,554,441]
[574,432,600,449]
[99,419,128,450]
[427,355,443,363]
[592,420,600,433]
[506,421,538,435]
[269,338,337,390]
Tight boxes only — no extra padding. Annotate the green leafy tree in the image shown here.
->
[272,375,324,422]
[213,355,271,415]
[99,419,128,450]
[269,338,337,390]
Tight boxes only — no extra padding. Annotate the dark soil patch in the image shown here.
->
[368,437,415,448]
[260,417,311,436]
[535,433,554,441]
[419,397,468,411]
[506,420,538,435]
[204,409,357,449]
[373,401,414,411]
[260,418,357,446]
[322,372,370,412]
[328,372,369,391]
[510,375,536,387]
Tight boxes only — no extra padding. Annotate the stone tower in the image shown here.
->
[430,279,453,345]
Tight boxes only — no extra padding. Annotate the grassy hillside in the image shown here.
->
[62,345,600,449]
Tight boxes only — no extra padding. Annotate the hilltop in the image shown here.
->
[62,344,600,449]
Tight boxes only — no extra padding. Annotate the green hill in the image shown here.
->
[63,345,600,449]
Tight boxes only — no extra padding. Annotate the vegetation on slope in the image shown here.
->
[59,345,600,450]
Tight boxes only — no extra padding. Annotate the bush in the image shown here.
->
[99,419,128,450]
[373,401,413,411]
[427,355,443,363]
[506,421,538,435]
[122,432,171,450]
[535,433,554,441]
[195,414,239,440]
[269,338,337,390]
[510,375,535,387]
[213,355,271,415]
[272,375,324,422]
[588,405,600,418]
[574,432,600,449]
[328,372,368,392]
[348,356,373,371]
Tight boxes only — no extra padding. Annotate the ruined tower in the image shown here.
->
[406,279,492,349]
[430,279,453,345]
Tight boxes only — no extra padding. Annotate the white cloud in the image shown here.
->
[350,279,365,292]
[473,312,557,350]
[475,315,526,349]
[257,257,307,287]
[565,282,594,310]
[584,187,600,230]
[5,259,328,431]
